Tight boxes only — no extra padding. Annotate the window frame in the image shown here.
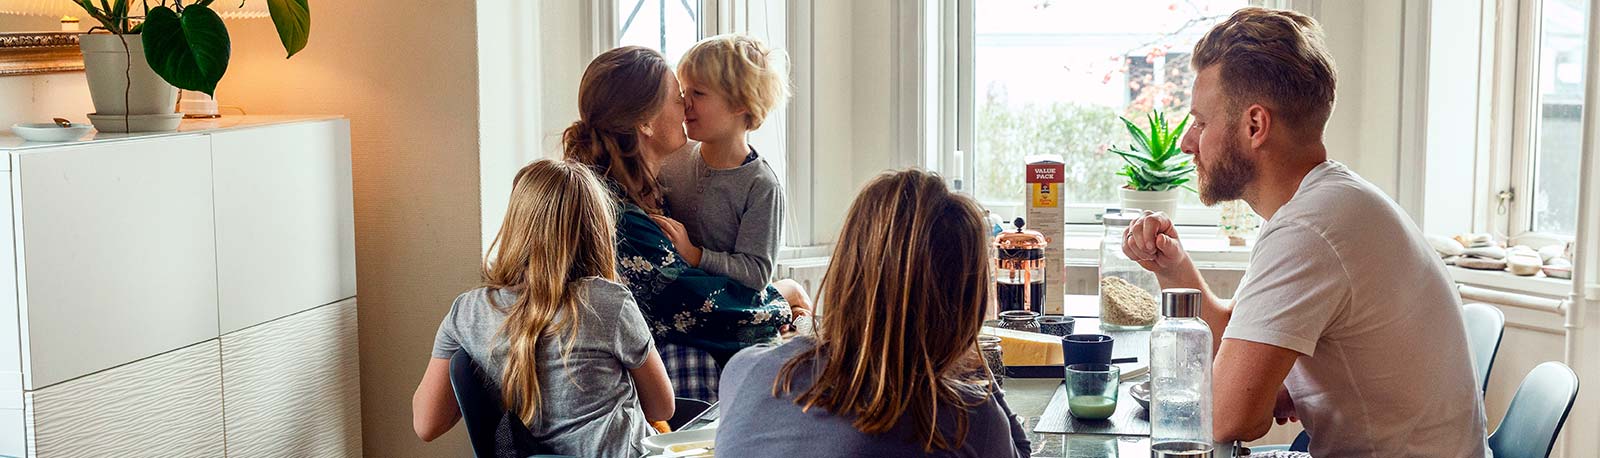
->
[596,0,821,249]
[1498,0,1583,246]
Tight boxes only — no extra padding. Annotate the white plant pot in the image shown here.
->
[1120,188,1180,219]
[79,34,179,125]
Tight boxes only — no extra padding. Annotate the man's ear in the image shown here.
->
[1246,104,1272,149]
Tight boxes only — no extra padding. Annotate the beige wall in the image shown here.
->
[0,73,92,128]
[0,15,93,127]
[217,3,481,457]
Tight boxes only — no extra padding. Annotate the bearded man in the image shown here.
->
[1122,7,1491,457]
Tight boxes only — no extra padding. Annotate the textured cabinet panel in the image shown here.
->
[221,299,360,457]
[16,136,219,389]
[212,120,356,333]
[24,341,224,458]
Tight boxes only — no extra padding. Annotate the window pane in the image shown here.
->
[1531,0,1587,236]
[973,0,1246,208]
[617,0,701,65]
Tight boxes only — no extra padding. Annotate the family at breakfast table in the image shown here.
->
[410,7,1533,458]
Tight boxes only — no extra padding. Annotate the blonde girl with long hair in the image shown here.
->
[714,169,1032,457]
[411,159,674,458]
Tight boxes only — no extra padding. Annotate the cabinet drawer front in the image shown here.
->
[221,299,360,457]
[25,341,224,458]
[16,136,220,388]
[212,120,356,333]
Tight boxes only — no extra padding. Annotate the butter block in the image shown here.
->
[982,326,1063,366]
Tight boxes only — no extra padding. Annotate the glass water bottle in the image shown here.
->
[1150,288,1215,455]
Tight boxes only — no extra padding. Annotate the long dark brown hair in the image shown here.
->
[561,46,672,213]
[773,169,992,451]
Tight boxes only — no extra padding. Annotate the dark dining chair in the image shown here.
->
[449,350,571,458]
[1462,302,1506,394]
[1487,362,1579,458]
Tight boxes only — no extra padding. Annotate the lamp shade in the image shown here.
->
[0,0,268,19]
[0,1,88,18]
[209,0,270,19]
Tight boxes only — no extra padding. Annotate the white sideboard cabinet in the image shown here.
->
[0,116,360,457]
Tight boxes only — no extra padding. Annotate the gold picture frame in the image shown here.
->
[0,32,83,77]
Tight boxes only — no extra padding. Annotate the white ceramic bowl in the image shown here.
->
[11,123,94,142]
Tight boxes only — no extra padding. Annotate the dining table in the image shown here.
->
[662,295,1257,457]
[1002,295,1246,457]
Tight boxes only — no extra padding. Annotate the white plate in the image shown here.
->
[641,427,715,454]
[11,123,94,142]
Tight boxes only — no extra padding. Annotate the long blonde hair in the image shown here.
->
[774,169,992,451]
[484,159,620,425]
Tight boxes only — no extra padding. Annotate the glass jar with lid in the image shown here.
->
[1098,209,1161,330]
[995,217,1048,314]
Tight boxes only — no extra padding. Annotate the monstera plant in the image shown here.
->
[72,0,310,96]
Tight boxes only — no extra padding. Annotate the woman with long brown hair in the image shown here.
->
[562,46,809,402]
[410,159,674,458]
[714,169,1032,457]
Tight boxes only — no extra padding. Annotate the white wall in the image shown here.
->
[0,73,92,128]
[217,3,482,456]
[1316,0,1405,198]
[1417,0,1490,235]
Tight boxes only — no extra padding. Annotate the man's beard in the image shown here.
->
[1198,127,1258,206]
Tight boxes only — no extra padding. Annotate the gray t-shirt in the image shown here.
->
[432,278,655,458]
[715,337,1032,457]
[658,141,786,290]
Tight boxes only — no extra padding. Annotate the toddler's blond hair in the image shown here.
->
[678,34,792,130]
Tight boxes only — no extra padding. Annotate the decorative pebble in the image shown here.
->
[1543,259,1573,279]
[1427,234,1465,256]
[1454,233,1493,248]
[1457,257,1507,271]
[1508,255,1542,276]
[1508,245,1538,258]
[1461,246,1506,260]
[1539,245,1566,263]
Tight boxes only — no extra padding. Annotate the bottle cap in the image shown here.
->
[1161,288,1202,318]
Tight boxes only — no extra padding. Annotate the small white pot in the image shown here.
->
[1120,188,1180,219]
[79,34,178,124]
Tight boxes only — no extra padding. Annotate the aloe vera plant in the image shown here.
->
[1108,112,1195,192]
[71,0,311,96]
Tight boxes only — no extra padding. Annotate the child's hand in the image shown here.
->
[650,215,703,267]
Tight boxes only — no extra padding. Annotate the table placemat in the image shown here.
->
[1033,381,1150,436]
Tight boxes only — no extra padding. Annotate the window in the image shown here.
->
[1529,0,1586,237]
[961,0,1249,225]
[1516,0,1587,238]
[616,0,704,66]
[605,0,807,246]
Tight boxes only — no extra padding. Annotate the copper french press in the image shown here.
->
[994,217,1047,314]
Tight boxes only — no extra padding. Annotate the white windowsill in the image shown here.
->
[1447,265,1574,299]
[1060,223,1252,269]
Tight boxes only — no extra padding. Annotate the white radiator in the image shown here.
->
[775,256,831,315]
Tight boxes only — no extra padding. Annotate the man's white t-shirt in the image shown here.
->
[1224,161,1490,457]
